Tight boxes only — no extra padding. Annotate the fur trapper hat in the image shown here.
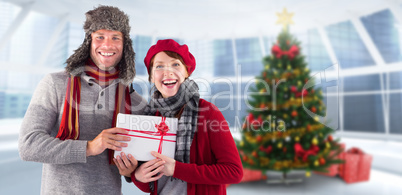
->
[65,5,135,85]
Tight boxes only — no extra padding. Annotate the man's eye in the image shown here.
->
[97,36,104,40]
[113,37,120,40]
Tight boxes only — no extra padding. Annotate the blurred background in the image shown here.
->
[0,0,402,194]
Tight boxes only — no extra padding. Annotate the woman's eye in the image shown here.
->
[173,63,180,67]
[156,65,164,69]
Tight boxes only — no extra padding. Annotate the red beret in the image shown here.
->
[144,39,196,75]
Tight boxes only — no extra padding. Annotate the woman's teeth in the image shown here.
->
[163,80,177,85]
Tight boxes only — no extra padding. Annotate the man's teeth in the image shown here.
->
[100,52,114,56]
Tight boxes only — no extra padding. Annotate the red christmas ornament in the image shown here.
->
[263,72,267,77]
[283,147,287,153]
[319,157,326,165]
[242,155,248,161]
[307,124,312,131]
[295,89,308,97]
[291,110,298,117]
[290,86,297,93]
[256,135,263,142]
[327,135,333,142]
[311,106,317,113]
[252,151,258,158]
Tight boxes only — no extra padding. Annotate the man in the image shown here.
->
[18,5,146,194]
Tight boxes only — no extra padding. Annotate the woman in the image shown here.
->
[114,39,243,195]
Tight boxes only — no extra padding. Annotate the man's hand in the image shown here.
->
[86,127,130,157]
[114,152,138,177]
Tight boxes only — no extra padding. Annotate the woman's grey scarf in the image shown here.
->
[144,79,200,164]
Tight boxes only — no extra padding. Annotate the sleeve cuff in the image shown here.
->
[124,176,132,183]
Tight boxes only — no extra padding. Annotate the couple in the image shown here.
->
[18,5,243,195]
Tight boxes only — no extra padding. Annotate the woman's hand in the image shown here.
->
[134,158,165,183]
[151,151,176,177]
[113,152,138,177]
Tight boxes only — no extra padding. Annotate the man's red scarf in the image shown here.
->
[56,59,131,163]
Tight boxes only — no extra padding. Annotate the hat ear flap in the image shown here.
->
[65,34,91,76]
[118,36,136,86]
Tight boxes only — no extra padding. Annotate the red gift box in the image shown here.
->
[339,147,373,183]
[315,143,345,177]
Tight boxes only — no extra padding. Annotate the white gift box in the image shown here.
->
[114,113,177,161]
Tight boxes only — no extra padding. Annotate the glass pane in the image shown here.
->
[213,39,234,76]
[390,93,402,134]
[304,29,333,72]
[235,38,263,76]
[361,9,402,63]
[133,35,152,76]
[185,40,214,78]
[389,71,402,90]
[343,74,381,92]
[326,21,375,69]
[9,11,61,65]
[343,94,384,133]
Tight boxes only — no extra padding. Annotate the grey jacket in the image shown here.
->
[18,71,147,195]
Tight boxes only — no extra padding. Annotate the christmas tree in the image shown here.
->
[237,9,342,179]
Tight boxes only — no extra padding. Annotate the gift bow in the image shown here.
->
[155,117,169,154]
[294,143,319,162]
[347,147,364,154]
[271,45,299,60]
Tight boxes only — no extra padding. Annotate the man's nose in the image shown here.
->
[102,37,113,47]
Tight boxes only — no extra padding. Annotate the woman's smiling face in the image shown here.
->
[150,51,189,98]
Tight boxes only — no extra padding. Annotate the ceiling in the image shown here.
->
[5,0,401,39]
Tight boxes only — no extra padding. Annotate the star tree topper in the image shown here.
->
[276,8,294,30]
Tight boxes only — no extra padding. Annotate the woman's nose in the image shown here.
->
[163,70,174,76]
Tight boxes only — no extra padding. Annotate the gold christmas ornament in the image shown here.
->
[312,137,318,145]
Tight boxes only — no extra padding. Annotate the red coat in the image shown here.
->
[132,99,243,194]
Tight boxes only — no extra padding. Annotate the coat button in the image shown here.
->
[89,83,93,86]
[97,104,103,109]
[100,91,104,96]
